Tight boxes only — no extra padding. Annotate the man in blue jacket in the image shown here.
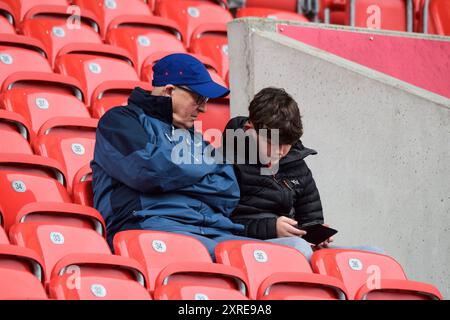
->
[91,53,251,259]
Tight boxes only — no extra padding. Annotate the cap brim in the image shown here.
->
[187,80,230,99]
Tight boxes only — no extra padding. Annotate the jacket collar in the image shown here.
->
[128,87,173,125]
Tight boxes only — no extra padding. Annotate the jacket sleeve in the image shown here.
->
[93,107,212,193]
[231,215,278,240]
[294,166,325,225]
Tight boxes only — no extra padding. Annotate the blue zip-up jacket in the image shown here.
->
[91,87,244,246]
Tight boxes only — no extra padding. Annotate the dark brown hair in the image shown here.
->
[248,87,303,145]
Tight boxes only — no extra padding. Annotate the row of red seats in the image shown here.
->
[0,222,443,300]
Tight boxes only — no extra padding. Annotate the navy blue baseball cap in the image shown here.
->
[152,53,229,99]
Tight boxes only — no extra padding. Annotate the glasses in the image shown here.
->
[175,86,209,105]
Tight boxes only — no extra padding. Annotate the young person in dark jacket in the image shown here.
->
[223,87,383,260]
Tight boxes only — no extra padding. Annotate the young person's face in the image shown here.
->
[165,85,208,129]
[245,122,292,165]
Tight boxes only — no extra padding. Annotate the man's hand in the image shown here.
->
[276,216,307,238]
[314,223,335,248]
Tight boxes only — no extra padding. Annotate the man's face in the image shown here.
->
[169,85,208,129]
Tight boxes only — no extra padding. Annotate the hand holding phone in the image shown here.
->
[298,223,338,246]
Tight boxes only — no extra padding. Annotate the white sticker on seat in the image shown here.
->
[194,293,209,300]
[52,27,66,38]
[187,7,200,18]
[11,180,26,193]
[104,0,117,10]
[253,250,268,263]
[71,143,86,156]
[349,258,364,271]
[91,284,107,297]
[222,44,229,56]
[138,36,151,47]
[50,232,65,245]
[0,53,13,65]
[89,62,102,74]
[152,240,167,253]
[35,98,49,110]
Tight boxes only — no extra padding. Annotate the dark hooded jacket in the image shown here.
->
[223,116,324,240]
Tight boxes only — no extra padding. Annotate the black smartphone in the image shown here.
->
[298,223,338,246]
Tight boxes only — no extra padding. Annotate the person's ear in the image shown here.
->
[164,85,175,97]
[244,121,254,131]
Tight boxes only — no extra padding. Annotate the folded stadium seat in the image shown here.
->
[72,164,93,207]
[0,0,68,24]
[0,72,89,137]
[0,34,51,87]
[19,5,102,68]
[311,249,442,300]
[0,268,48,299]
[0,154,70,232]
[32,117,98,195]
[0,226,8,243]
[244,0,298,12]
[0,244,48,299]
[9,222,112,287]
[420,0,450,36]
[236,7,309,22]
[90,80,152,119]
[106,15,186,74]
[155,0,233,48]
[14,202,106,237]
[154,285,248,300]
[54,44,139,106]
[0,109,33,155]
[49,253,152,300]
[189,23,229,79]
[0,1,15,27]
[345,0,413,32]
[196,97,230,148]
[318,0,347,24]
[0,14,14,34]
[73,0,153,39]
[113,230,249,297]
[215,240,348,300]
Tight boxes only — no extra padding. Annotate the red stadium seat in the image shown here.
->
[215,240,348,300]
[0,0,68,24]
[189,23,229,79]
[0,34,51,87]
[106,15,186,74]
[236,7,309,22]
[0,268,48,299]
[1,72,89,136]
[20,5,102,68]
[345,0,411,31]
[0,226,8,243]
[0,14,14,34]
[72,164,93,207]
[14,202,105,237]
[0,154,70,232]
[319,0,347,24]
[55,44,139,105]
[32,117,98,195]
[155,0,233,48]
[49,253,151,300]
[74,0,153,39]
[9,222,111,286]
[196,97,230,148]
[113,230,248,296]
[90,80,152,118]
[0,110,33,155]
[0,244,47,299]
[154,284,248,300]
[421,0,450,36]
[0,1,15,27]
[311,249,442,300]
[245,0,298,12]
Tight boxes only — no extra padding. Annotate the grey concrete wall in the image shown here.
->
[228,18,450,298]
